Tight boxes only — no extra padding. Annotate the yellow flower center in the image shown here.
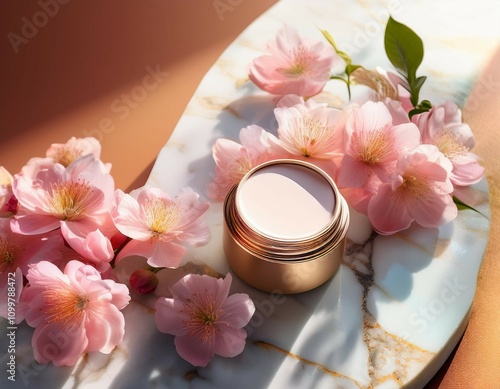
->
[182,292,223,342]
[144,199,181,235]
[0,239,22,273]
[53,147,84,167]
[43,286,88,325]
[282,46,309,78]
[285,63,306,77]
[355,129,392,165]
[228,157,253,183]
[297,114,331,157]
[435,128,468,160]
[398,174,430,198]
[49,181,92,220]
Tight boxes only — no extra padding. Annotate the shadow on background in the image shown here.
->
[0,0,275,135]
[0,0,278,188]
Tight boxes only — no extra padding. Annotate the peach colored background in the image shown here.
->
[1,1,499,387]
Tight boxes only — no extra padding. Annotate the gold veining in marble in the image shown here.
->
[198,96,232,112]
[343,232,435,387]
[254,340,364,388]
[215,58,248,89]
[69,346,128,386]
[164,141,187,153]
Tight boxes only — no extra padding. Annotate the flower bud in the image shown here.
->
[130,268,159,294]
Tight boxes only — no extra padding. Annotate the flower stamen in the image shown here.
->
[435,128,468,160]
[182,291,223,342]
[355,128,392,165]
[144,199,181,235]
[49,181,92,221]
[43,286,88,325]
[398,174,430,197]
[227,157,253,182]
[52,146,85,167]
[0,239,22,273]
[281,47,310,78]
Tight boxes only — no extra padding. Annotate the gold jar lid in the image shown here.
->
[223,159,349,294]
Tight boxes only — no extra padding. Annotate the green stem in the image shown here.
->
[330,75,351,100]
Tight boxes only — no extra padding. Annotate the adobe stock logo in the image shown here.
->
[337,0,402,56]
[7,0,72,54]
[213,0,244,21]
[395,276,468,344]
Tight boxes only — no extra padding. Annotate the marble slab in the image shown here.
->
[2,0,498,388]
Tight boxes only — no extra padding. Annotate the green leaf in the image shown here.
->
[345,64,361,76]
[410,75,427,106]
[408,99,433,118]
[320,29,339,50]
[453,196,483,216]
[384,16,424,84]
[408,107,430,118]
[419,99,432,109]
[320,29,352,65]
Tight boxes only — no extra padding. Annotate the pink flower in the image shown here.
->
[385,71,414,113]
[413,102,484,186]
[0,218,63,285]
[207,125,276,201]
[367,144,457,234]
[0,166,17,216]
[112,186,211,268]
[155,273,255,367]
[24,136,108,173]
[248,25,341,97]
[350,67,399,102]
[11,155,116,264]
[337,101,421,188]
[339,174,382,215]
[271,95,345,161]
[23,260,130,366]
[46,137,103,166]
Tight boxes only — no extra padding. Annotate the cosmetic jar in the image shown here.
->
[223,159,349,294]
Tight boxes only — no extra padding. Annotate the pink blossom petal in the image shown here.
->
[368,184,413,235]
[61,221,114,264]
[154,273,254,366]
[113,186,210,267]
[112,193,152,240]
[408,192,457,228]
[149,240,187,268]
[450,157,485,186]
[32,321,88,366]
[337,155,373,188]
[10,213,61,235]
[177,218,212,247]
[154,298,187,336]
[115,238,186,268]
[85,303,126,353]
[23,260,129,366]
[175,335,215,367]
[339,187,372,214]
[104,280,131,310]
[46,137,102,166]
[248,25,339,97]
[214,326,247,358]
[222,292,257,328]
[367,145,457,234]
[239,125,273,154]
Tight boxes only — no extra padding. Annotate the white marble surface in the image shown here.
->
[2,0,498,388]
